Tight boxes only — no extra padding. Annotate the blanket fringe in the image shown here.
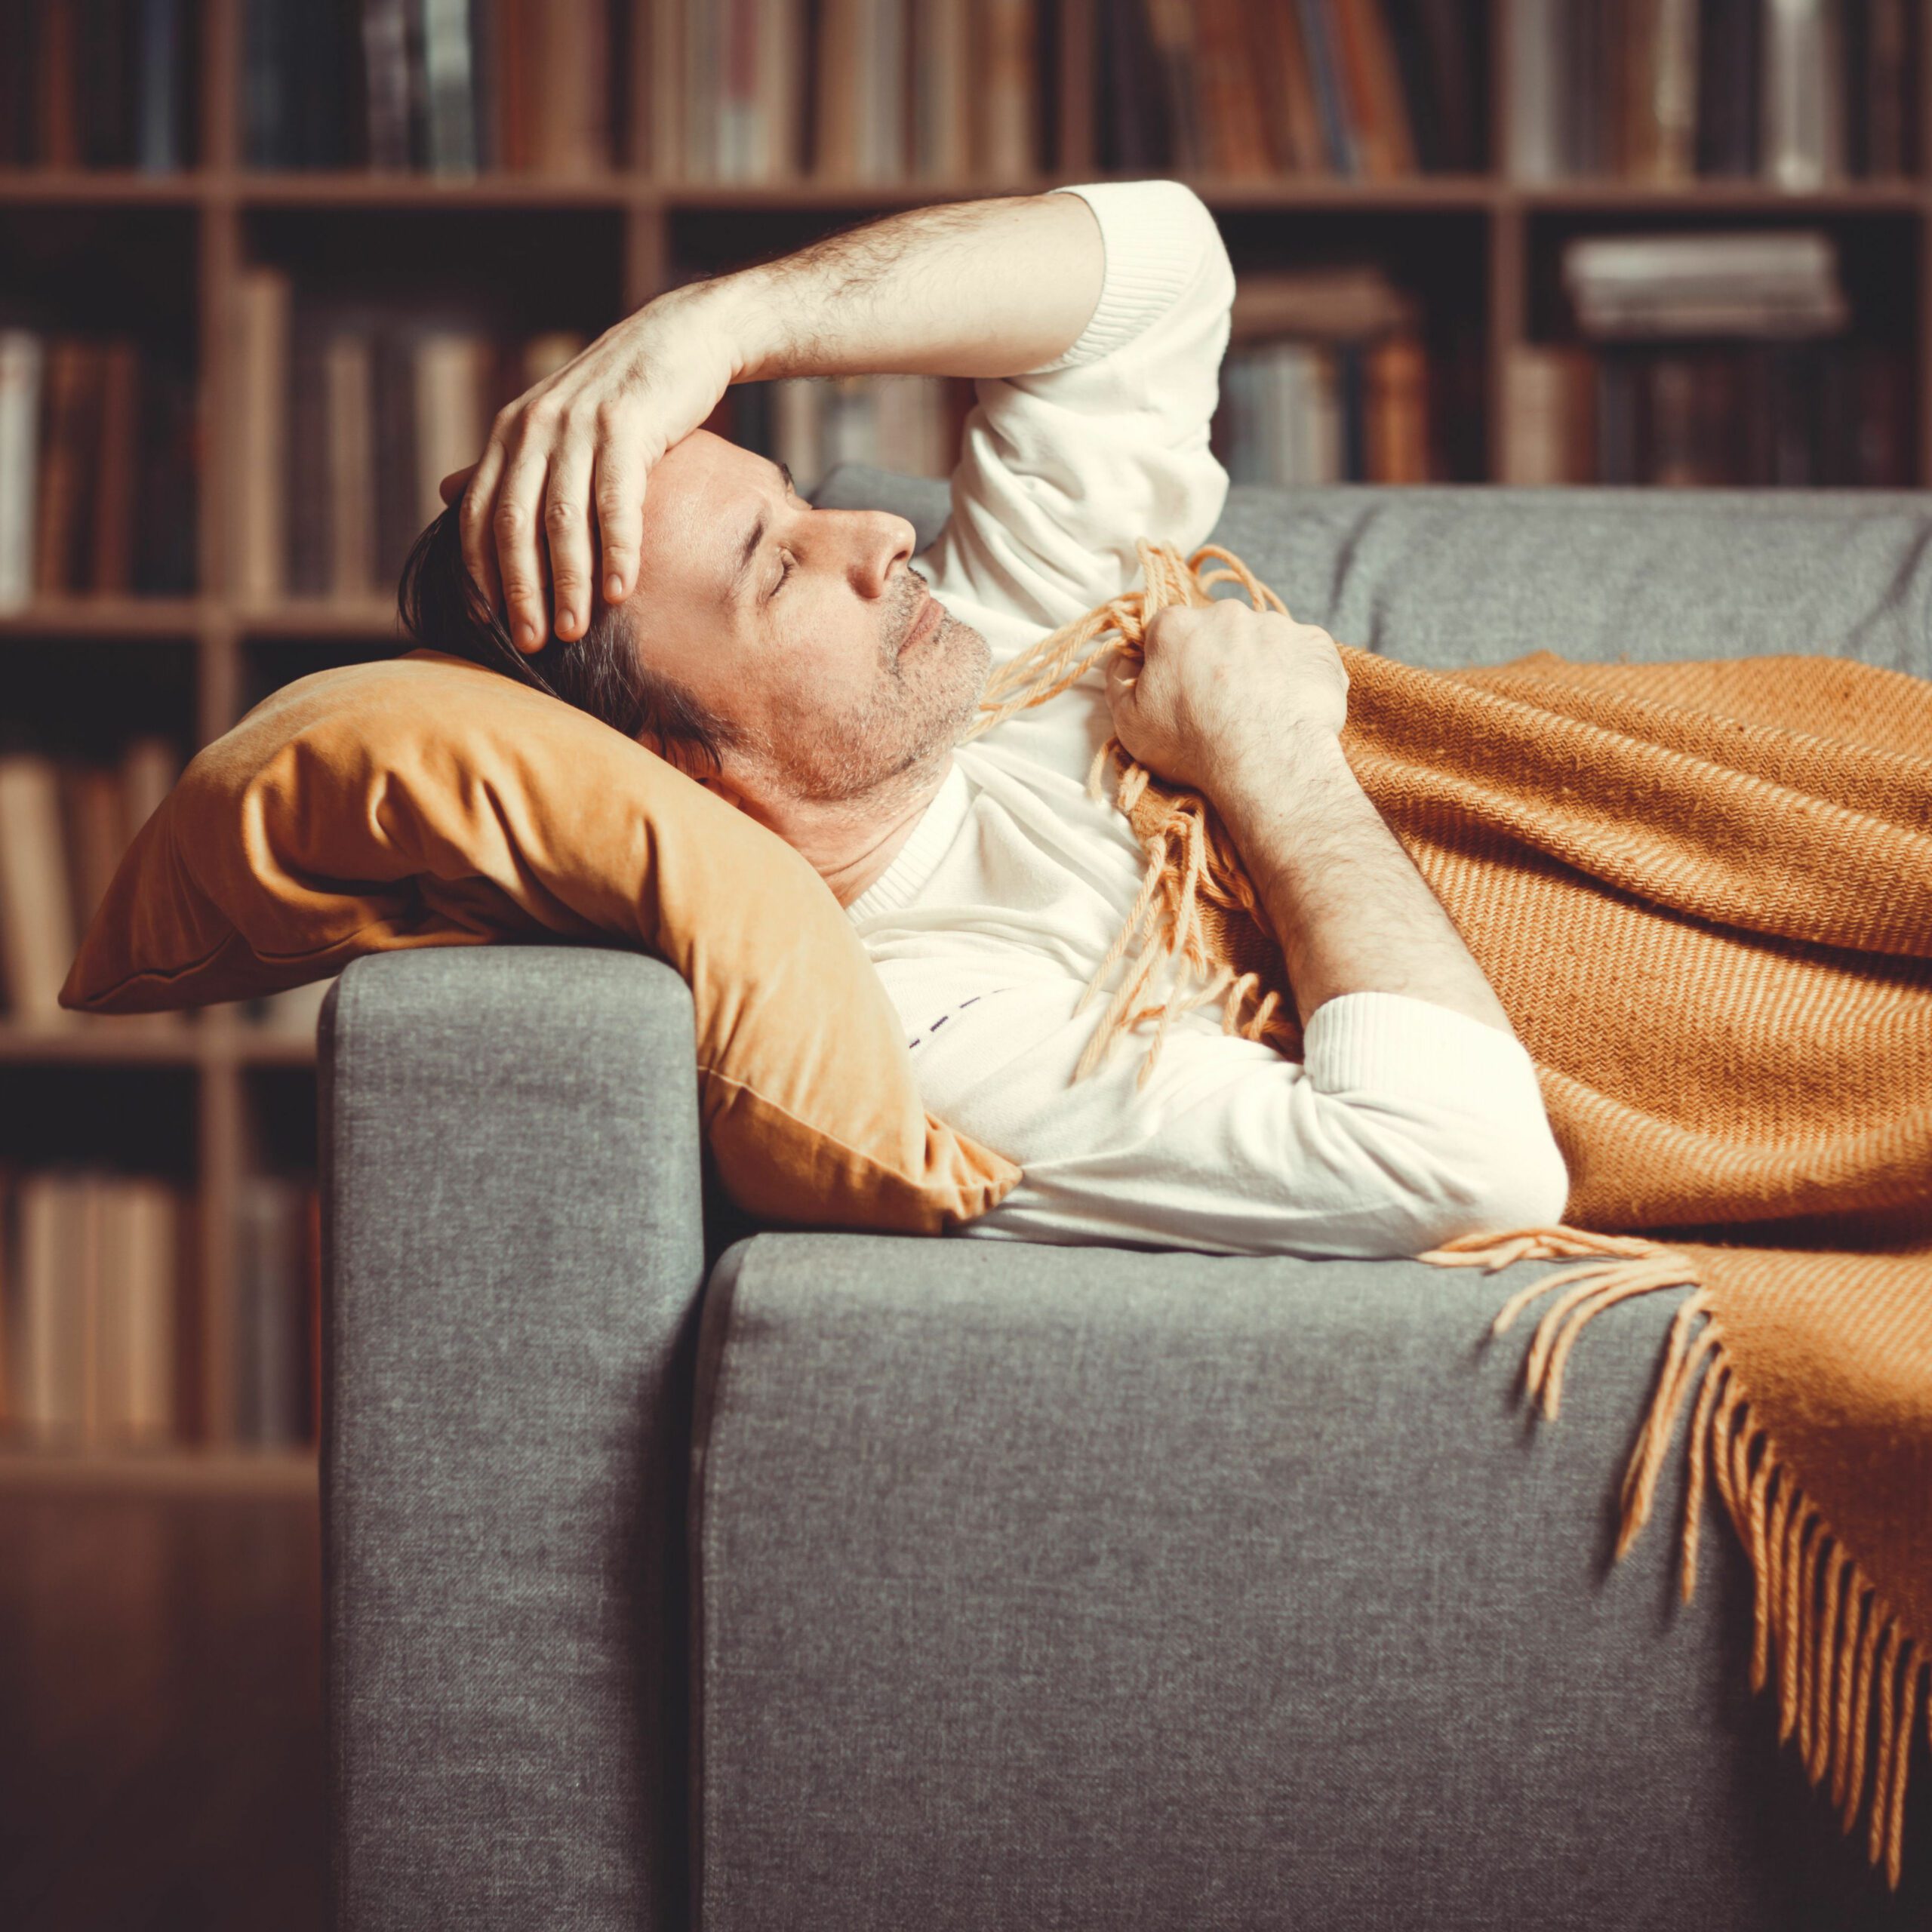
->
[1423,1226,1928,1890]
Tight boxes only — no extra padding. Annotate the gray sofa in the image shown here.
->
[321,479,1932,1930]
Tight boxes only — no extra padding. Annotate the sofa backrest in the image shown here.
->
[815,465,1932,680]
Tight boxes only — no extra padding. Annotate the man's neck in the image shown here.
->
[761,752,955,908]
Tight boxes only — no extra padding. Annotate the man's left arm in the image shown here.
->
[450,192,1110,653]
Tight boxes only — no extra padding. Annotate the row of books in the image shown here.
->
[1220,337,1432,485]
[1,1170,183,1449]
[665,0,1038,182]
[0,0,194,171]
[731,377,959,495]
[0,331,199,609]
[0,1168,320,1451]
[1508,0,1915,185]
[243,0,614,174]
[1098,0,1484,178]
[232,267,590,602]
[0,746,180,1031]
[1503,340,1911,486]
[1216,265,1434,484]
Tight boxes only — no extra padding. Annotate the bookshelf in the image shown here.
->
[0,0,1929,1484]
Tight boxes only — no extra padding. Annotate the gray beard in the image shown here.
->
[761,580,991,808]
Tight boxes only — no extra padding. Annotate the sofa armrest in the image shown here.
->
[321,946,706,1932]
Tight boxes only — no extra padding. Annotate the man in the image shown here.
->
[408,180,1570,1256]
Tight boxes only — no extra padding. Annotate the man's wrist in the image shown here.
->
[1206,724,1355,832]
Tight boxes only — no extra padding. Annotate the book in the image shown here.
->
[423,0,481,175]
[413,331,493,528]
[1232,266,1420,343]
[1503,343,1597,484]
[0,331,42,611]
[976,0,1035,178]
[89,340,140,595]
[14,1174,82,1443]
[34,340,102,596]
[1330,0,1417,180]
[763,376,953,494]
[914,0,973,178]
[97,1177,177,1446]
[362,0,413,169]
[135,0,187,172]
[1762,0,1839,189]
[1195,0,1272,177]
[7,1171,182,1448]
[1506,0,1564,178]
[1248,0,1327,174]
[527,0,609,175]
[1563,230,1848,338]
[234,1175,310,1447]
[235,267,292,602]
[325,334,379,599]
[0,756,81,1029]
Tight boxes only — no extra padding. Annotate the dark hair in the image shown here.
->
[397,504,740,777]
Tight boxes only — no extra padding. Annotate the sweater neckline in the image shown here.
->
[845,761,974,924]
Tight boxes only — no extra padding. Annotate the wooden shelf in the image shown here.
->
[0,1447,318,1493]
[0,598,205,637]
[0,1021,205,1064]
[7,168,1931,215]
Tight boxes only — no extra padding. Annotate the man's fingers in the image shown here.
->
[438,464,476,508]
[457,441,508,611]
[493,443,554,652]
[543,436,598,641]
[593,441,648,605]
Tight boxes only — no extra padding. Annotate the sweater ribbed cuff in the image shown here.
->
[1032,180,1213,373]
[1303,991,1545,1110]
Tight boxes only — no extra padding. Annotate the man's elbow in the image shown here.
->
[1412,1130,1572,1251]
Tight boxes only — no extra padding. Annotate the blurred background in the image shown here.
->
[0,0,1923,1921]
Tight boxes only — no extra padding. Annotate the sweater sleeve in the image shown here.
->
[875,964,1572,1259]
[918,179,1235,650]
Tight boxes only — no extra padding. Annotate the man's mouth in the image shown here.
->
[897,594,942,657]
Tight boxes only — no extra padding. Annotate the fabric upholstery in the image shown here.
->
[818,466,1932,680]
[66,648,1016,1232]
[322,947,704,1932]
[691,1232,1931,1931]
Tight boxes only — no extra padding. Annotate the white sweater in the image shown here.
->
[848,180,1571,1257]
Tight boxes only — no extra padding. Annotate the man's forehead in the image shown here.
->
[636,434,787,574]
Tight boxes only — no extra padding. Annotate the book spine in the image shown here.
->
[363,0,414,169]
[1506,0,1562,179]
[0,331,42,612]
[423,0,480,174]
[89,340,140,595]
[135,0,183,172]
[0,757,82,1028]
[976,0,1035,179]
[1295,0,1358,175]
[1762,0,1830,189]
[233,268,291,604]
[325,335,378,599]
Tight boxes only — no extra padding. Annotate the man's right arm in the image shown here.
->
[1106,599,1517,1040]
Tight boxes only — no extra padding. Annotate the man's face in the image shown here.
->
[623,430,989,810]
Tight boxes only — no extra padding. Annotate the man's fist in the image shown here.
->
[1104,600,1349,796]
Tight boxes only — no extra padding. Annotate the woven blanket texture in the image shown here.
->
[970,543,1932,1888]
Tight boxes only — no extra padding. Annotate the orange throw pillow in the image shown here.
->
[62,649,1020,1233]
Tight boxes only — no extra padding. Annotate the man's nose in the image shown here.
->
[838,511,918,598]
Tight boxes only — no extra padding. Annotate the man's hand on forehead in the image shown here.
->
[438,190,1104,657]
[442,292,737,653]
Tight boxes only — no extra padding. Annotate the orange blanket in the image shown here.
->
[974,545,1932,1887]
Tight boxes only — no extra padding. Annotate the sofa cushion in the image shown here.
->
[62,650,1017,1232]
[689,1233,1930,1931]
[820,465,1932,679]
